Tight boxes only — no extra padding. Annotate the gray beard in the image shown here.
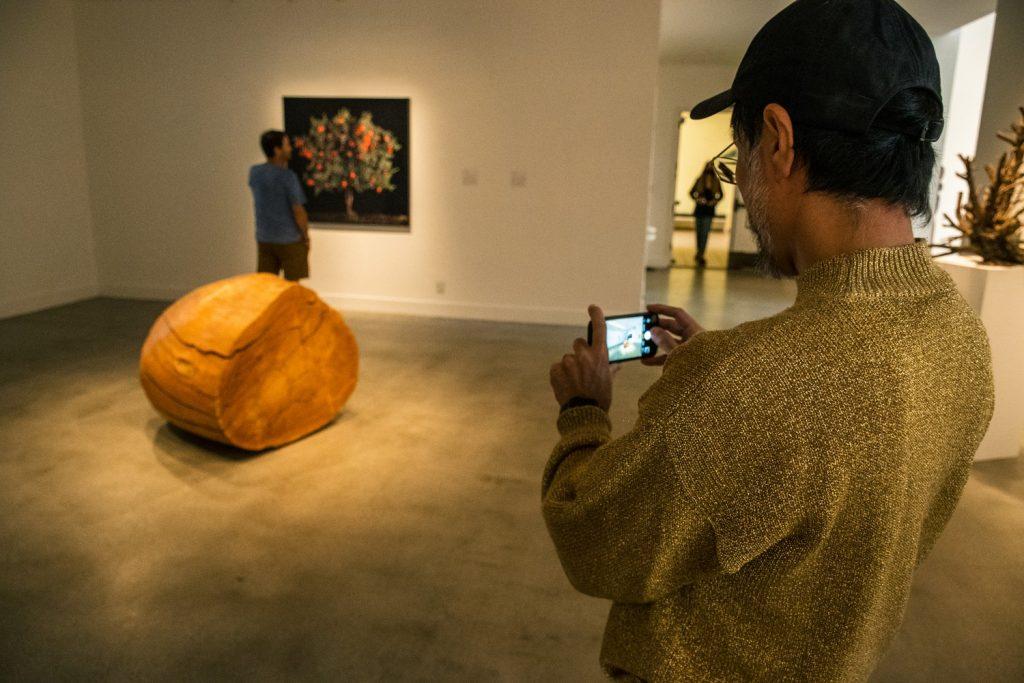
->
[743,152,785,279]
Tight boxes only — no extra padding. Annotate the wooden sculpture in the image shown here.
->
[943,106,1024,265]
[140,274,359,450]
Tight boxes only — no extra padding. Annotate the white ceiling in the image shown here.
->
[659,0,998,64]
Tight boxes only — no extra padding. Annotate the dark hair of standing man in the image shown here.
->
[260,130,287,159]
[730,87,942,223]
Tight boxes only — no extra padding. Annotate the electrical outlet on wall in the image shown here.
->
[435,281,446,295]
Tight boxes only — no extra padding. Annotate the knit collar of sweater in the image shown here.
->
[794,238,947,299]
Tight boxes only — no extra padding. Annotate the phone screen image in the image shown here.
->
[589,313,658,363]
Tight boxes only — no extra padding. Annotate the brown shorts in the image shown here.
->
[257,241,309,281]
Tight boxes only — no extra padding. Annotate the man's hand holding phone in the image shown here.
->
[642,303,705,366]
[549,305,618,411]
[549,302,704,410]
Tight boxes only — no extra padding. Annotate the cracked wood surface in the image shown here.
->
[139,274,359,450]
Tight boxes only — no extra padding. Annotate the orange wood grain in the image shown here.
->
[140,274,358,450]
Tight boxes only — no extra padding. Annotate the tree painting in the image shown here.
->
[284,98,410,229]
[295,109,402,221]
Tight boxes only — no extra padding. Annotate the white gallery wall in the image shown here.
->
[71,0,661,325]
[645,61,734,268]
[0,0,98,319]
[930,13,996,247]
[927,27,960,241]
[976,0,1024,169]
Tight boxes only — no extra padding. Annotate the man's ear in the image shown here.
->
[761,104,796,180]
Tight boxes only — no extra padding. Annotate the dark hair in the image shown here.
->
[260,130,287,158]
[731,88,941,220]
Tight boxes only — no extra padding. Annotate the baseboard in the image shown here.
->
[0,285,100,320]
[645,256,673,269]
[320,292,586,326]
[99,284,186,301]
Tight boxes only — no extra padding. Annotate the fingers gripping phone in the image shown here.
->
[588,312,659,364]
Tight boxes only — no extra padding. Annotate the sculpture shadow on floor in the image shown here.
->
[149,412,350,487]
[161,422,265,460]
[148,418,267,490]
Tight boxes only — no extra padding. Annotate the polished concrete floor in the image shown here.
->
[0,268,1021,681]
[670,227,731,270]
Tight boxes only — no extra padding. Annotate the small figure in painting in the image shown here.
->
[249,130,311,281]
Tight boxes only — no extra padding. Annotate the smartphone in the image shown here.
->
[588,312,659,364]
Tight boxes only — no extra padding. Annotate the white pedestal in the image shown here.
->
[936,253,1024,461]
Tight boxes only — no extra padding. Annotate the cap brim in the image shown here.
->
[690,89,735,120]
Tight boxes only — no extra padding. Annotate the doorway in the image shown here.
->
[672,109,736,269]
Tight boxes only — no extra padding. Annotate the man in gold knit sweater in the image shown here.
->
[541,1,995,680]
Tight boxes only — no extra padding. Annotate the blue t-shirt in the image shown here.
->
[248,163,307,244]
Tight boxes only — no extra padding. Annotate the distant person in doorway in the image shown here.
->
[689,161,723,268]
[541,1,994,681]
[249,130,310,281]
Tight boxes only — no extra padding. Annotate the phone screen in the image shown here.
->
[589,313,658,363]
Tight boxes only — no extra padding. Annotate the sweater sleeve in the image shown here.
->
[541,402,720,604]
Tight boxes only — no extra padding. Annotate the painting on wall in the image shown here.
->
[284,97,409,230]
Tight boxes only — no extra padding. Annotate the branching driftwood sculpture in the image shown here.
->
[140,274,359,450]
[943,106,1024,265]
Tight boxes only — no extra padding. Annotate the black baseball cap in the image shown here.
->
[691,0,944,142]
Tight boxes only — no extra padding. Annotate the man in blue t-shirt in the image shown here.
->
[248,130,310,281]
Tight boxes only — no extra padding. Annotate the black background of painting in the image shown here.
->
[284,97,410,228]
